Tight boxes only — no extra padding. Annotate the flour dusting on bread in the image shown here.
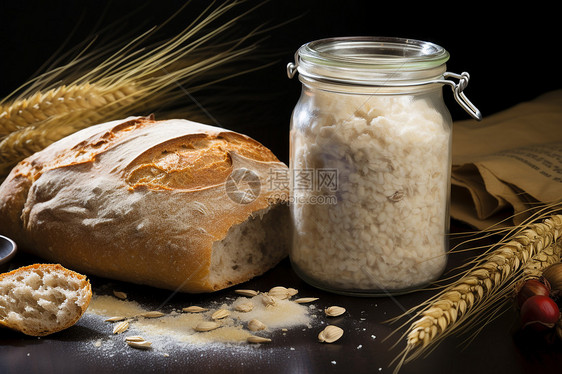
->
[0,116,290,293]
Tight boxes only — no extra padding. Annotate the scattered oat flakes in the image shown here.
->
[112,320,130,334]
[235,289,259,297]
[234,301,254,312]
[268,286,290,300]
[247,335,271,344]
[182,306,208,313]
[261,293,277,307]
[248,319,266,331]
[211,309,230,320]
[194,321,221,332]
[140,311,165,318]
[127,340,152,349]
[113,291,127,300]
[125,336,145,342]
[318,325,343,343]
[325,306,346,317]
[294,297,318,304]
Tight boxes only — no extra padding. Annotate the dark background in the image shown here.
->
[1,1,561,164]
[0,2,561,374]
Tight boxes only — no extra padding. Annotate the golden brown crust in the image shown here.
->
[124,131,279,191]
[0,117,289,293]
[0,263,92,336]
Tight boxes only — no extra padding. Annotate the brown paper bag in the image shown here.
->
[451,90,562,229]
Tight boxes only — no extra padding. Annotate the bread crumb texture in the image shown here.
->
[0,264,92,336]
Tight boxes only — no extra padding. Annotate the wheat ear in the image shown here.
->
[0,83,135,136]
[0,1,266,178]
[391,214,562,372]
[0,83,138,172]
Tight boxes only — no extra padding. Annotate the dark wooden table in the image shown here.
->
[0,0,560,372]
[1,221,561,374]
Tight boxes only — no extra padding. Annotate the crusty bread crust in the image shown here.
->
[0,116,289,292]
[0,263,92,336]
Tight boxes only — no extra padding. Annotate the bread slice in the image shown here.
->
[0,264,92,336]
[0,116,290,292]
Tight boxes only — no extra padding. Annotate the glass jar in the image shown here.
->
[287,36,481,296]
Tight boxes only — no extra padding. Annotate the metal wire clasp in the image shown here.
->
[440,72,482,121]
[286,52,299,79]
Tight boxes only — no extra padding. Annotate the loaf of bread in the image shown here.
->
[0,116,290,292]
[0,264,92,336]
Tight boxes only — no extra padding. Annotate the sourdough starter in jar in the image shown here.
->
[287,37,480,296]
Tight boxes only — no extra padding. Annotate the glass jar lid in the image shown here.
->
[291,36,450,85]
[287,36,482,120]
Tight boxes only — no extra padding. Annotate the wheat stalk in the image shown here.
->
[0,0,268,179]
[0,83,134,135]
[390,212,562,373]
[0,83,138,173]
